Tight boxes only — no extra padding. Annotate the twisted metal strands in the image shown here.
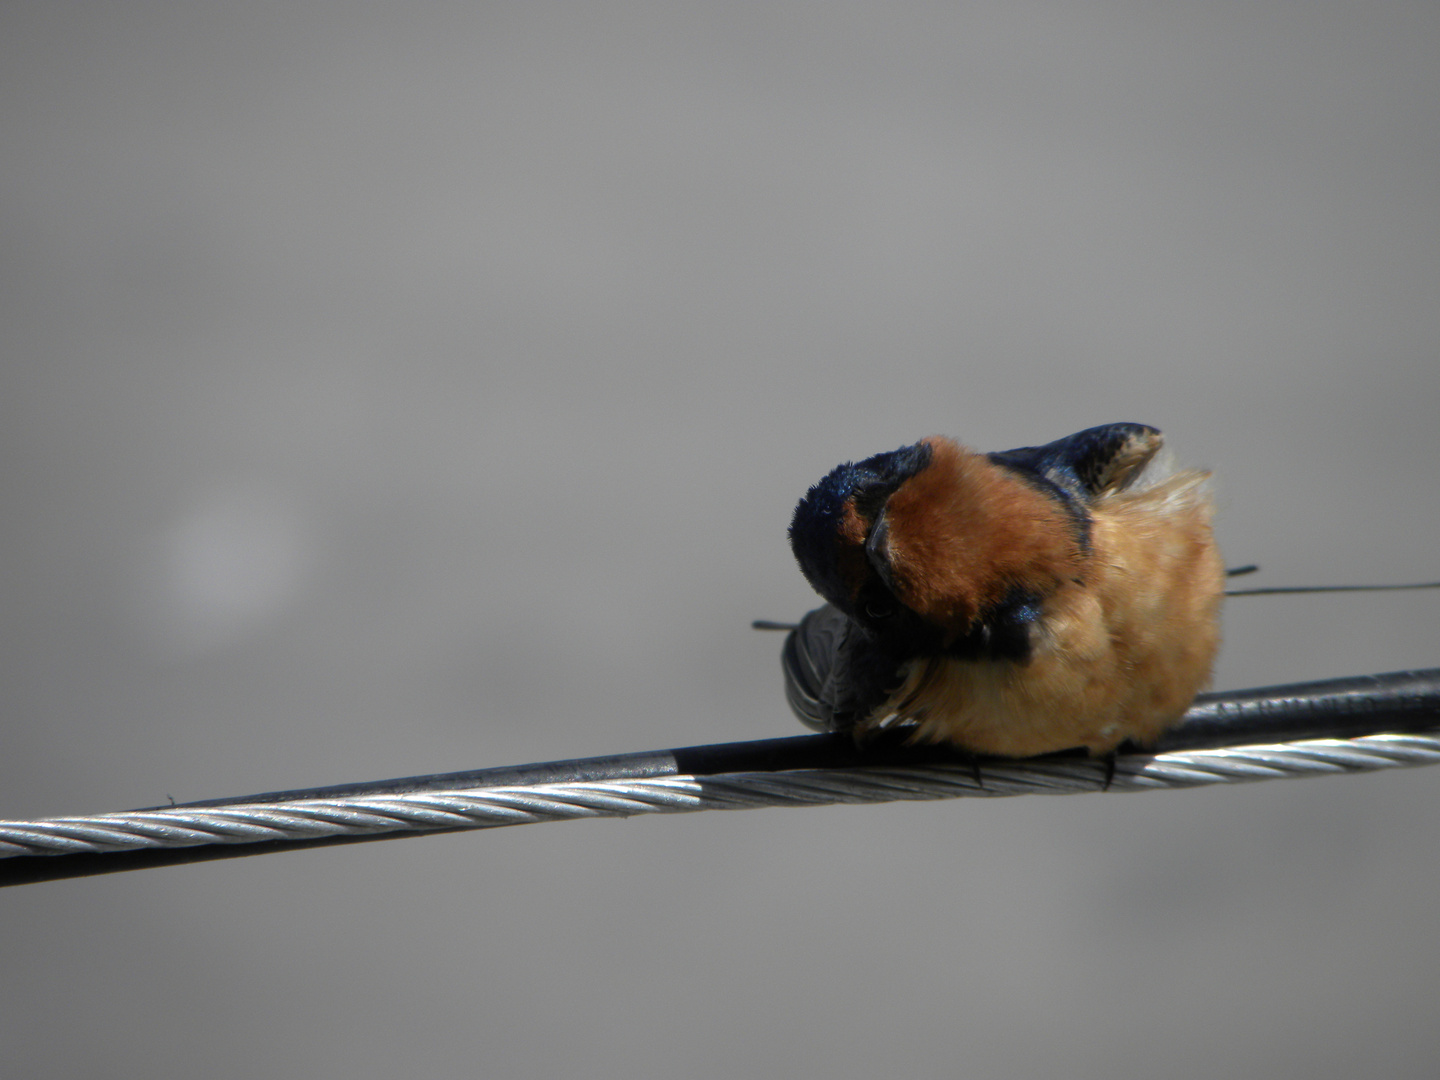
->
[2,668,1437,885]
[3,726,1439,886]
[0,783,710,860]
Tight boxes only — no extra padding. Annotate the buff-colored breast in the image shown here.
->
[871,470,1224,756]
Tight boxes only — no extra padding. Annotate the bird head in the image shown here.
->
[788,424,1164,659]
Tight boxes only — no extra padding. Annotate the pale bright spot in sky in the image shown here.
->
[136,483,314,655]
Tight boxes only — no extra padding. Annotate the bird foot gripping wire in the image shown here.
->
[1,668,1438,888]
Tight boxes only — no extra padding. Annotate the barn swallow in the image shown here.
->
[779,423,1224,757]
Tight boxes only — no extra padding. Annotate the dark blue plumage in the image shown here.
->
[787,440,933,617]
[986,422,1161,500]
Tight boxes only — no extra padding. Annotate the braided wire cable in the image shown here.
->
[3,667,1438,886]
[0,733,1437,863]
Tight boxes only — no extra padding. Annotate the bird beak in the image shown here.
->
[864,509,902,597]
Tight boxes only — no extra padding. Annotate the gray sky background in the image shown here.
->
[3,3,1439,1077]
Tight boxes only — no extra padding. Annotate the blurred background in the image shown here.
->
[2,2,1438,1076]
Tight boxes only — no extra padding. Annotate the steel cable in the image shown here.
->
[2,667,1437,886]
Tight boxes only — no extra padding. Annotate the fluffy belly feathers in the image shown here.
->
[878,470,1224,755]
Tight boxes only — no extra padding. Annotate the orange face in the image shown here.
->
[868,437,1086,640]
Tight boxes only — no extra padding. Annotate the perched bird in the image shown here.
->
[780,423,1224,757]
